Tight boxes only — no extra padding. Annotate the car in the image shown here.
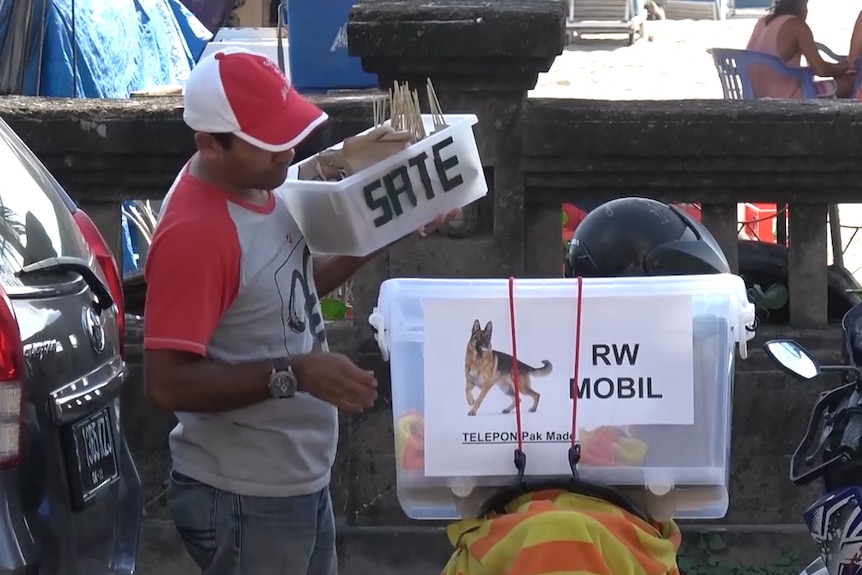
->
[0,116,143,573]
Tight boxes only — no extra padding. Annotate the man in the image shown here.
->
[143,47,455,575]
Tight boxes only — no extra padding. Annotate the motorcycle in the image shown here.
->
[763,303,862,575]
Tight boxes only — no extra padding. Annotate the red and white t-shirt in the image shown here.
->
[143,167,337,497]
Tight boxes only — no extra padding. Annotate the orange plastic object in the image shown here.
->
[579,426,648,466]
[395,410,425,470]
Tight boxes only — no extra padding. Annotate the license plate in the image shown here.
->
[69,406,118,505]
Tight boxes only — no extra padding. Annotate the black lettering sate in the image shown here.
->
[431,136,464,192]
[383,165,418,217]
[363,180,393,228]
[407,152,435,200]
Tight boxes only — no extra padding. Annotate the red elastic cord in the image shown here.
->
[571,276,584,446]
[507,277,524,456]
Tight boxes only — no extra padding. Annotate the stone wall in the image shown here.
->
[5,93,859,327]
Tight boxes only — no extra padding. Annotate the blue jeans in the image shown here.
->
[167,470,337,575]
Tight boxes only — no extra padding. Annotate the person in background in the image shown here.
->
[746,0,853,99]
[846,9,862,98]
[144,46,458,575]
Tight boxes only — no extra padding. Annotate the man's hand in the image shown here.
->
[418,208,462,237]
[293,351,378,412]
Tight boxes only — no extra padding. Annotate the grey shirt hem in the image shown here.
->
[172,458,332,498]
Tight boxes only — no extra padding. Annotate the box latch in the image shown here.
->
[368,310,390,361]
[736,302,757,360]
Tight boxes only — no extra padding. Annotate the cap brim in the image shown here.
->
[234,88,328,152]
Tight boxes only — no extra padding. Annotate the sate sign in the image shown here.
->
[421,293,696,478]
[363,136,465,228]
[279,114,487,258]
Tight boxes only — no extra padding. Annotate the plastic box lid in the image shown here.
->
[277,114,488,257]
[368,274,756,521]
[212,28,280,41]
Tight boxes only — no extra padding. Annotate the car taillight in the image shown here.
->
[0,287,24,470]
[71,210,125,358]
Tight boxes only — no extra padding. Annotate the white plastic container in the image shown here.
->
[368,274,756,521]
[278,114,488,257]
[199,28,291,80]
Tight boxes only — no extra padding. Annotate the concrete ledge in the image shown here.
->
[524,98,862,204]
[0,94,381,201]
[138,519,815,575]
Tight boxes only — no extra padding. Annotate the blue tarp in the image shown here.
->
[0,0,212,97]
[0,0,213,273]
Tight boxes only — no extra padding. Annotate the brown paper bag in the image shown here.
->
[340,125,413,175]
[297,125,412,182]
[296,149,347,181]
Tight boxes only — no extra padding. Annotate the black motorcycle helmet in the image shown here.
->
[564,197,731,278]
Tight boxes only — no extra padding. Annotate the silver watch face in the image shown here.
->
[271,371,296,398]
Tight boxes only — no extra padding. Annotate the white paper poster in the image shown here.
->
[421,293,694,477]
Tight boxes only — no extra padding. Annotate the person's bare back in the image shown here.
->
[848,9,862,96]
[748,0,853,98]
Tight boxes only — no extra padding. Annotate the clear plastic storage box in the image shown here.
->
[277,114,488,257]
[368,275,756,521]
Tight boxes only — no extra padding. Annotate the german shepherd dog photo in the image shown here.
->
[465,319,553,416]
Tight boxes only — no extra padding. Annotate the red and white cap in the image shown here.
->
[183,47,328,152]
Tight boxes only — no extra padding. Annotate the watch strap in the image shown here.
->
[272,356,292,372]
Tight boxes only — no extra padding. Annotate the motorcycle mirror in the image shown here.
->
[763,339,821,381]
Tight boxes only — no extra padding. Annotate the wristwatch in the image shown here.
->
[269,358,298,399]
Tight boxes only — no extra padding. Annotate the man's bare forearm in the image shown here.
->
[145,353,300,413]
[311,233,424,296]
[313,251,384,297]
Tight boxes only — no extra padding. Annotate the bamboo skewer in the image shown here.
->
[373,96,388,127]
[426,78,446,132]
[388,80,432,143]
[412,90,426,140]
[307,78,448,182]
